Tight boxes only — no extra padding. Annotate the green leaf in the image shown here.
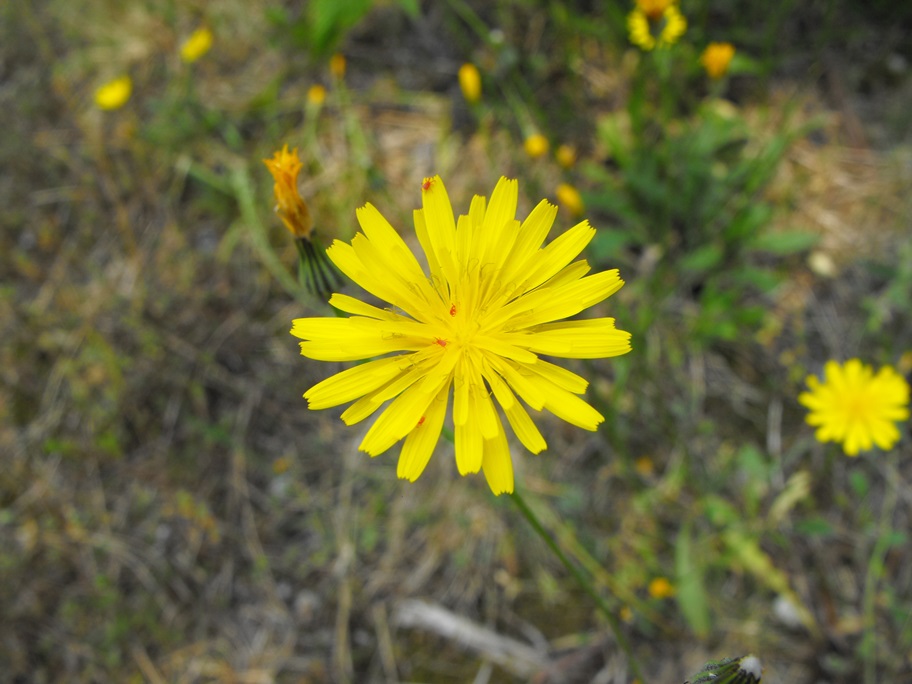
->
[680,243,723,274]
[676,523,711,638]
[751,230,819,255]
[397,0,420,17]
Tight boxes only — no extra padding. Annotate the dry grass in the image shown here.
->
[3,1,912,682]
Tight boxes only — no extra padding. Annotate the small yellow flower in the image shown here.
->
[330,53,347,79]
[556,144,577,169]
[648,577,675,599]
[524,134,549,159]
[180,26,213,63]
[700,42,735,79]
[555,183,584,216]
[307,84,327,106]
[799,359,910,456]
[627,4,687,51]
[263,145,313,240]
[94,75,132,110]
[634,455,654,476]
[263,145,338,296]
[458,63,482,104]
[291,176,632,495]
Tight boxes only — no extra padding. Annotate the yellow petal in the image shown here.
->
[398,384,449,481]
[481,417,514,495]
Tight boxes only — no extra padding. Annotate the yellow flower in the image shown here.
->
[330,53,347,79]
[307,84,327,106]
[263,145,337,296]
[180,27,213,63]
[263,145,313,240]
[700,42,735,79]
[291,176,632,495]
[555,183,584,216]
[94,75,132,110]
[524,134,549,159]
[627,4,687,51]
[458,63,482,104]
[556,144,577,169]
[799,359,910,456]
[648,577,675,599]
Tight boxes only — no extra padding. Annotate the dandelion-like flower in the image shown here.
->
[180,27,213,63]
[627,3,687,51]
[330,53,347,80]
[524,134,549,159]
[263,145,337,296]
[701,42,735,79]
[291,176,632,494]
[94,75,132,110]
[307,84,327,106]
[555,183,584,217]
[799,359,910,456]
[458,63,482,104]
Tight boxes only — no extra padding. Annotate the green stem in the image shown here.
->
[508,489,643,681]
[862,458,899,684]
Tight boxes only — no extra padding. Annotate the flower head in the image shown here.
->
[180,27,213,63]
[636,0,675,21]
[627,3,687,51]
[330,53,347,79]
[291,176,631,494]
[94,75,132,110]
[700,42,735,79]
[648,577,675,599]
[524,134,549,159]
[799,359,910,456]
[556,144,577,169]
[555,183,584,216]
[307,84,327,106]
[458,63,482,104]
[263,145,313,240]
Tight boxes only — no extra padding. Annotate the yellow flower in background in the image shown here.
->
[94,75,132,110]
[307,84,327,106]
[458,63,482,104]
[799,359,910,456]
[291,176,632,495]
[701,42,735,79]
[180,26,213,63]
[330,53,347,79]
[555,183,584,216]
[556,144,577,169]
[524,134,549,159]
[627,4,687,51]
[648,577,675,599]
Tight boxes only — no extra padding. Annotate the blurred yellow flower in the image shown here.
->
[701,42,735,79]
[524,134,549,159]
[627,4,687,51]
[648,577,675,599]
[307,84,327,106]
[94,75,132,110]
[180,26,213,63]
[799,359,910,456]
[458,63,482,104]
[330,53,347,79]
[555,183,584,216]
[291,175,632,494]
[556,144,577,169]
